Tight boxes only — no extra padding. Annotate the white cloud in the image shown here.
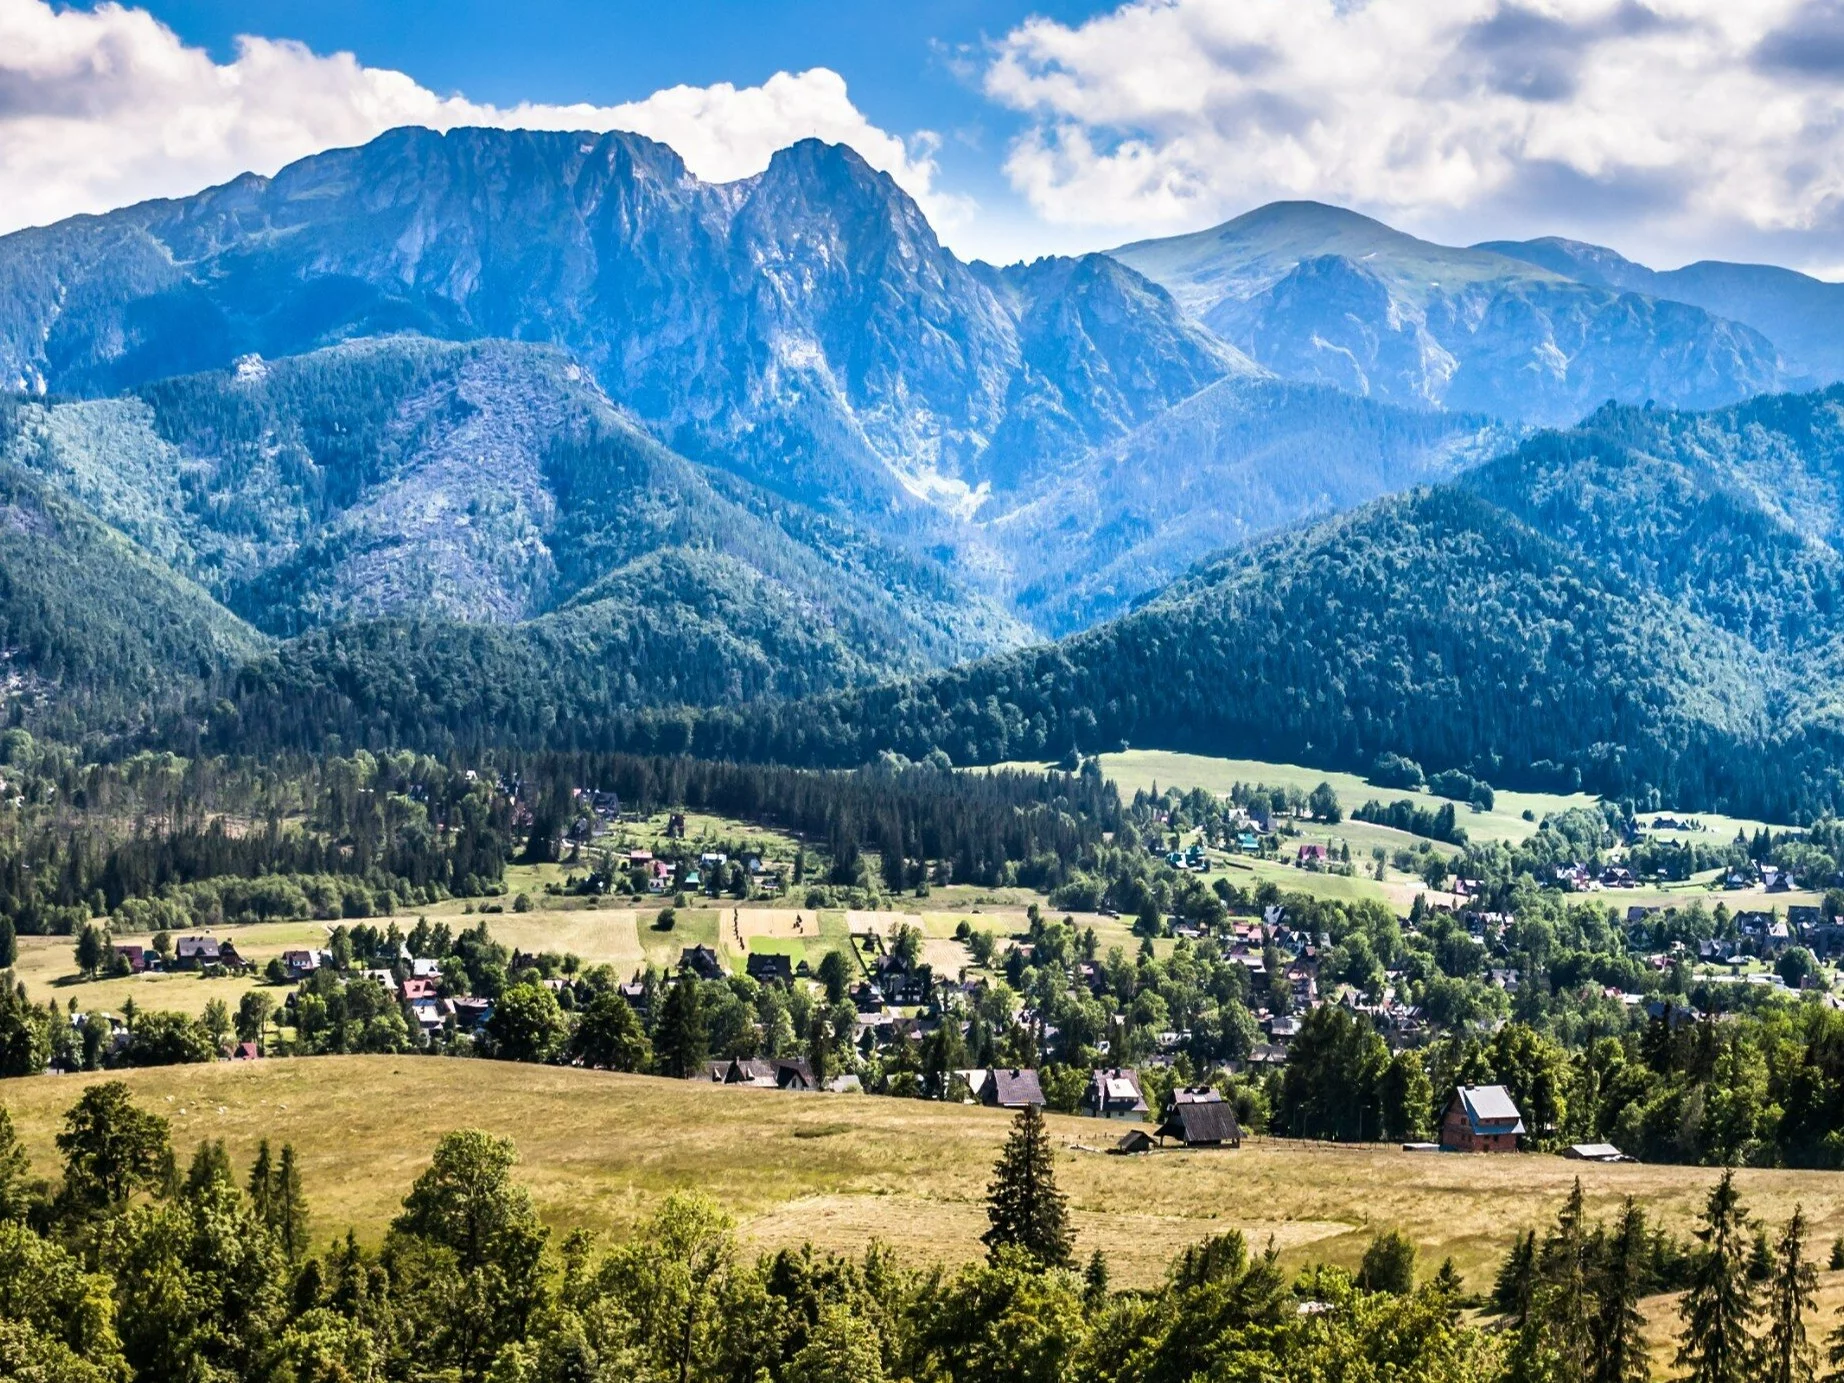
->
[0,0,964,235]
[984,0,1844,268]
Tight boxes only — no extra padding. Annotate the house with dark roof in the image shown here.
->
[679,945,725,981]
[709,1057,779,1087]
[1082,1068,1147,1119]
[174,935,245,972]
[774,1059,820,1091]
[1157,1100,1242,1148]
[745,952,794,986]
[969,1068,1046,1109]
[1439,1085,1524,1153]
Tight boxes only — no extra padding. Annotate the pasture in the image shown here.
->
[6,1055,1844,1305]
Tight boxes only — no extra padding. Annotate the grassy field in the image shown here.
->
[6,1056,1844,1303]
[1093,749,1604,846]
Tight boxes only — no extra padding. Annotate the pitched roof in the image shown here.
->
[1455,1084,1525,1134]
[1159,1101,1242,1146]
[989,1069,1046,1107]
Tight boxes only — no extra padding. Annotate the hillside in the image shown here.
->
[572,387,1844,820]
[1112,202,1788,425]
[5,1056,1840,1292]
[0,127,1237,528]
[0,427,264,737]
[990,375,1507,633]
[1479,235,1844,384]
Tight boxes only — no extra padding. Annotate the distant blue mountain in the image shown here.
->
[1476,235,1844,384]
[1113,202,1793,425]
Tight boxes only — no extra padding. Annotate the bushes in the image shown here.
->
[1427,769,1495,811]
[1369,752,1425,790]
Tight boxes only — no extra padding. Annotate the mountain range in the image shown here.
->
[7,125,1844,812]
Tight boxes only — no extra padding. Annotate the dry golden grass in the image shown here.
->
[7,1056,1844,1305]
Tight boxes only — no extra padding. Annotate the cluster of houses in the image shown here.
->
[111,935,252,974]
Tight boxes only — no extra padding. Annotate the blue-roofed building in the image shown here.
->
[1439,1084,1524,1153]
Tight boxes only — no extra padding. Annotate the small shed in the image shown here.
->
[1112,1128,1157,1155]
[1564,1143,1629,1163]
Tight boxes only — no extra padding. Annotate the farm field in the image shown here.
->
[5,1056,1844,1308]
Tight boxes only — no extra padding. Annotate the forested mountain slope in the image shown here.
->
[0,428,263,739]
[199,383,1844,820]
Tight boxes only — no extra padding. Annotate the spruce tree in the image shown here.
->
[1538,1179,1594,1380]
[982,1105,1073,1268]
[273,1144,310,1263]
[1494,1229,1538,1324]
[1592,1197,1651,1383]
[1677,1170,1761,1383]
[1767,1205,1819,1383]
[656,978,708,1079]
[247,1139,274,1223]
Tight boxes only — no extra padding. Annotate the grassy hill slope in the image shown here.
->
[6,1056,1843,1292]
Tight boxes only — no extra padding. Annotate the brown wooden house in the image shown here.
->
[1439,1084,1524,1153]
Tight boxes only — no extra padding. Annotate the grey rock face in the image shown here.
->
[1115,202,1789,426]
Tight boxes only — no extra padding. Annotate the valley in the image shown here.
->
[7,102,1844,1383]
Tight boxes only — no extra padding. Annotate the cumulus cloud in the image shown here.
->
[984,0,1844,268]
[0,0,961,235]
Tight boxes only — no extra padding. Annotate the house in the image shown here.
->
[970,1068,1046,1109]
[114,945,148,974]
[451,997,492,1032]
[872,953,934,1006]
[1157,1100,1243,1148]
[360,968,399,995]
[1297,843,1329,867]
[679,945,725,981]
[409,998,454,1033]
[231,1041,260,1062]
[1565,1143,1629,1163]
[745,953,794,986]
[709,1057,779,1087]
[401,977,438,1002]
[411,958,442,979]
[774,1059,820,1091]
[1439,1085,1524,1153]
[1082,1068,1148,1119]
[173,935,223,971]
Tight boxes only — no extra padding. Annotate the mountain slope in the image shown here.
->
[2,335,1025,666]
[1477,236,1844,384]
[988,376,1507,633]
[1112,203,1787,426]
[0,413,264,735]
[577,386,1844,820]
[0,126,1239,526]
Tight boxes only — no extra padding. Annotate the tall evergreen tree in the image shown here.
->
[1537,1179,1595,1381]
[1677,1171,1761,1383]
[1767,1205,1819,1383]
[1591,1198,1652,1383]
[248,1139,275,1224]
[655,978,708,1080]
[273,1144,310,1263]
[982,1105,1073,1269]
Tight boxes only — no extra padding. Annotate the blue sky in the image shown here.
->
[9,0,1844,273]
